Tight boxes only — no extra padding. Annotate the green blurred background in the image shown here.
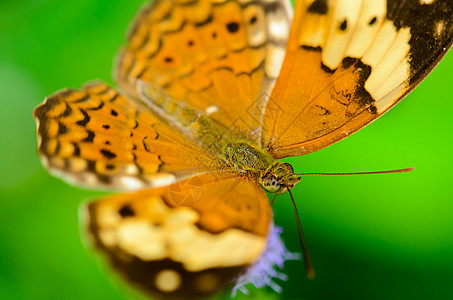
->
[1,0,452,299]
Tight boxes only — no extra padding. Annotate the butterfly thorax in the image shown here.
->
[223,141,272,174]
[222,141,300,194]
[184,107,301,193]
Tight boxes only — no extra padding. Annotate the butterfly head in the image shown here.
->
[261,162,300,194]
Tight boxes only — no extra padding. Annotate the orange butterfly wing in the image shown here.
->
[83,173,271,298]
[33,82,216,190]
[262,0,453,158]
[115,0,292,141]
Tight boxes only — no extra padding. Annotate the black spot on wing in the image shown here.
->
[100,149,117,159]
[301,45,322,52]
[156,155,166,173]
[82,161,112,184]
[108,93,120,102]
[73,143,81,156]
[83,130,95,143]
[136,66,148,79]
[339,19,348,31]
[118,204,135,217]
[349,58,374,107]
[58,123,68,135]
[71,94,90,103]
[314,105,331,116]
[54,142,61,155]
[86,101,105,111]
[97,174,112,184]
[132,153,143,175]
[164,20,187,35]
[61,104,72,117]
[321,62,335,74]
[86,160,96,172]
[142,136,153,153]
[307,0,328,15]
[342,56,356,69]
[76,109,90,126]
[226,22,240,33]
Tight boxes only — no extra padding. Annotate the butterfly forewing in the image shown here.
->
[115,0,292,142]
[83,173,271,299]
[262,0,453,158]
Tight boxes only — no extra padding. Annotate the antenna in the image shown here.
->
[294,167,414,176]
[288,189,316,280]
[270,193,278,206]
[285,166,413,279]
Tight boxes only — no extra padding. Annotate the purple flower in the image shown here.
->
[232,224,300,296]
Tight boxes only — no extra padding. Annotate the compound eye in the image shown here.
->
[263,175,281,193]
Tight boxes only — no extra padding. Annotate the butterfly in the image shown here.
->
[33,0,452,299]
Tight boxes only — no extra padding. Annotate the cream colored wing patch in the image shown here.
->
[92,197,264,271]
[83,173,271,298]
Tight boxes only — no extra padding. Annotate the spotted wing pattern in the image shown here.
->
[262,0,453,158]
[83,173,271,299]
[33,82,217,191]
[115,0,292,141]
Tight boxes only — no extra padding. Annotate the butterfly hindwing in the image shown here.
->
[83,173,271,299]
[262,0,453,158]
[33,82,216,190]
